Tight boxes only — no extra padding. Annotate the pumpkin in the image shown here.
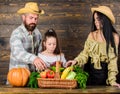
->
[7,67,30,87]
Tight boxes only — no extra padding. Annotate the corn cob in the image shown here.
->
[61,66,73,79]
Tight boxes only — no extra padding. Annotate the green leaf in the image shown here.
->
[50,66,65,72]
[27,72,40,88]
[73,65,89,89]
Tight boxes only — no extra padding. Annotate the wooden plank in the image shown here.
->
[0,38,10,50]
[0,68,9,74]
[0,24,91,37]
[0,25,17,37]
[0,50,10,61]
[0,13,91,25]
[0,85,120,94]
[0,75,7,85]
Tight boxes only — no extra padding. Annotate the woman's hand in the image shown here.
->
[112,83,120,88]
[65,60,77,67]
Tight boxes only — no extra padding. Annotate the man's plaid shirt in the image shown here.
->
[9,24,42,70]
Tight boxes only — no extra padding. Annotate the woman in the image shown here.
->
[66,6,120,88]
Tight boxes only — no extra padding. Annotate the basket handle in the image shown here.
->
[54,61,61,79]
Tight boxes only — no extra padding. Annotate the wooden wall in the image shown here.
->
[0,0,120,84]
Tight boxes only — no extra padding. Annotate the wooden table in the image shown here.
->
[0,85,120,94]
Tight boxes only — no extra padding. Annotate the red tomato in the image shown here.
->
[40,71,47,78]
[46,70,55,78]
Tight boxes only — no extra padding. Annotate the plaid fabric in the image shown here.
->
[9,24,42,70]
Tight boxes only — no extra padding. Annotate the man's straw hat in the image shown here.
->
[91,6,115,24]
[17,2,44,15]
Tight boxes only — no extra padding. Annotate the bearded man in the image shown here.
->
[9,2,47,73]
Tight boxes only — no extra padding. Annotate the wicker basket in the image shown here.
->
[37,78,77,89]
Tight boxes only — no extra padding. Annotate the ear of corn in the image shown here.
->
[61,66,73,79]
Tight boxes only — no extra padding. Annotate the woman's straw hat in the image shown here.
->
[17,2,44,15]
[91,6,115,24]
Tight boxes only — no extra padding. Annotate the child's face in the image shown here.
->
[44,37,57,53]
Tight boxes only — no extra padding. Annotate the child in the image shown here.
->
[38,28,66,68]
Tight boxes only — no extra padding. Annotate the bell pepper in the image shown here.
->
[40,71,47,78]
[46,70,55,78]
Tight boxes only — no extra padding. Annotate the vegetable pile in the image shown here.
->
[27,65,89,89]
[7,63,89,89]
[60,65,89,89]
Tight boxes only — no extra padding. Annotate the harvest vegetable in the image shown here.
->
[50,66,64,72]
[40,71,47,78]
[7,67,30,87]
[46,70,55,78]
[27,72,40,88]
[61,66,73,79]
[73,65,89,89]
[66,71,76,80]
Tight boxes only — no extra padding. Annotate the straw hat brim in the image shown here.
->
[17,8,44,15]
[91,6,115,24]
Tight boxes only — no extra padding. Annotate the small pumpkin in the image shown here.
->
[7,67,30,87]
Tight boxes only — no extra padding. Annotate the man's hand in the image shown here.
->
[33,57,47,71]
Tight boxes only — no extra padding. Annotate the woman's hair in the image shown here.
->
[91,11,118,55]
[42,28,61,54]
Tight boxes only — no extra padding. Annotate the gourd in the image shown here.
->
[7,67,30,87]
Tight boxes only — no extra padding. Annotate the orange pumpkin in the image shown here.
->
[7,67,30,87]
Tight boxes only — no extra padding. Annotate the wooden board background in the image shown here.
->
[0,0,120,84]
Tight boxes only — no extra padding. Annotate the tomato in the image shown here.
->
[40,71,47,78]
[46,70,55,78]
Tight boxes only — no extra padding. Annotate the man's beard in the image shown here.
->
[24,21,36,31]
